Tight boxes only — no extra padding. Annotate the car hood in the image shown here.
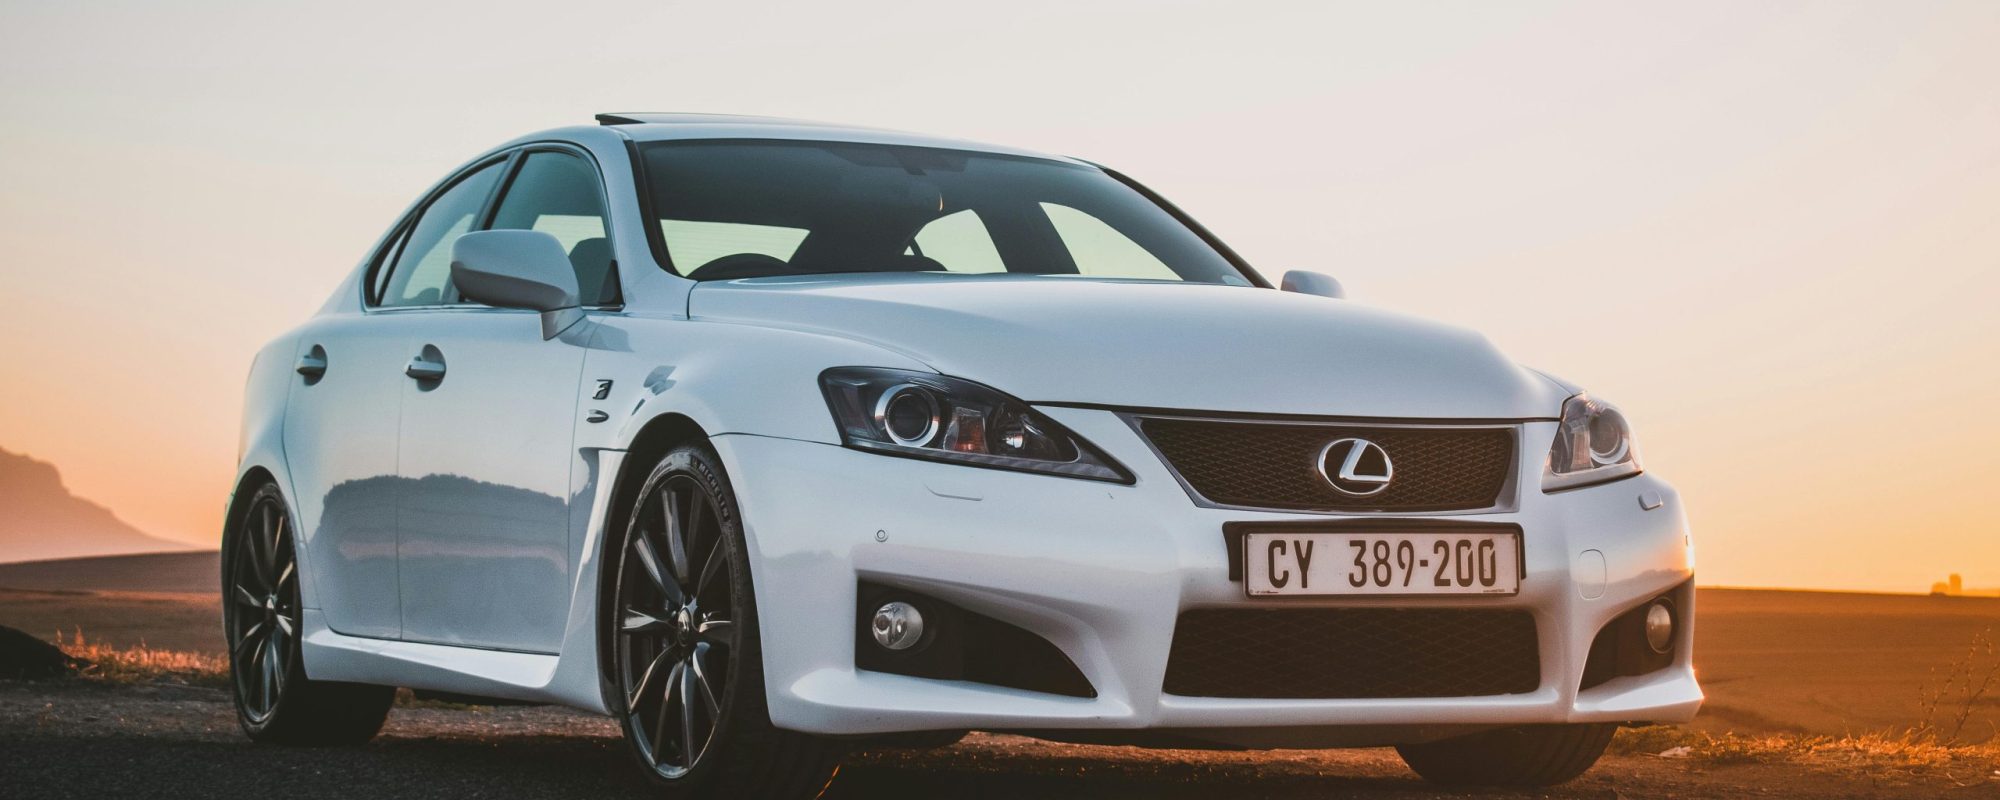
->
[687,274,1566,419]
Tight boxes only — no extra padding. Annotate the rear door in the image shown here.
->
[284,159,506,639]
[392,148,611,653]
[282,313,408,639]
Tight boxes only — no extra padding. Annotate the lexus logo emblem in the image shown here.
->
[1317,438,1394,496]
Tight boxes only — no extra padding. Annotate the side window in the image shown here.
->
[379,163,503,307]
[1039,202,1179,281]
[908,210,1005,273]
[367,227,410,304]
[489,152,618,306]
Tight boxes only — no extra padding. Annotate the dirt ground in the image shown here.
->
[3,555,1999,798]
[2,680,1994,800]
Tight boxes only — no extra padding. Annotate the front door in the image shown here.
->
[390,148,615,653]
[392,309,588,652]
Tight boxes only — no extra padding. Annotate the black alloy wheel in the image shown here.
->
[616,465,739,777]
[610,445,842,798]
[225,482,394,745]
[228,488,300,723]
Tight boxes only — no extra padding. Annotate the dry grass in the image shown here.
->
[41,630,496,710]
[1614,726,2000,769]
[1613,628,2000,780]
[52,628,228,688]
[1914,627,2000,745]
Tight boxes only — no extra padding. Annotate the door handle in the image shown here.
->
[296,345,327,379]
[406,345,446,382]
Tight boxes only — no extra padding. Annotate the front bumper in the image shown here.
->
[712,408,1700,748]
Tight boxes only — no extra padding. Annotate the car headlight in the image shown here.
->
[1543,393,1643,491]
[819,367,1131,483]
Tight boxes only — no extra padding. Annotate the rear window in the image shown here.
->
[636,140,1252,285]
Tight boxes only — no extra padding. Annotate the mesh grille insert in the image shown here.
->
[1162,607,1541,699]
[1139,418,1514,512]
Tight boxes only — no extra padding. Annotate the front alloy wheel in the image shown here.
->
[616,466,738,776]
[610,444,842,798]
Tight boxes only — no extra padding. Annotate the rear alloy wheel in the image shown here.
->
[611,445,842,798]
[226,483,394,745]
[1396,723,1617,786]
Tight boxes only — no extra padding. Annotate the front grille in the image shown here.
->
[1138,417,1515,512]
[1162,608,1541,699]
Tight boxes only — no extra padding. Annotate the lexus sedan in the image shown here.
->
[225,113,1699,797]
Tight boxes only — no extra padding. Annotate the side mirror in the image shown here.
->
[1280,270,1344,299]
[451,230,583,339]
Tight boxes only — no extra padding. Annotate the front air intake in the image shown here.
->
[1163,607,1541,699]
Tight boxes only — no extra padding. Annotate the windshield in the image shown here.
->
[636,140,1256,285]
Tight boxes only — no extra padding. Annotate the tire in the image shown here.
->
[1395,723,1616,787]
[225,483,396,745]
[608,444,844,798]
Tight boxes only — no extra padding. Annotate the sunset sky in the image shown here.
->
[1,1,1995,592]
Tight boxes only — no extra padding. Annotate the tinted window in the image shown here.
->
[489,152,618,306]
[910,210,1005,273]
[1041,203,1177,280]
[638,141,1252,285]
[380,163,502,307]
[368,227,410,303]
[658,220,807,275]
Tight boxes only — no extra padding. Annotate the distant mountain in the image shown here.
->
[0,447,193,564]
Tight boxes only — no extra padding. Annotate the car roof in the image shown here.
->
[586,112,1088,165]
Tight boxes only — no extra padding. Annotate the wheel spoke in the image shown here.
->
[234,621,266,658]
[663,489,692,586]
[259,505,280,581]
[686,488,710,536]
[628,647,674,709]
[242,527,271,593]
[689,642,721,717]
[685,492,712,571]
[270,516,291,574]
[262,635,281,708]
[249,631,269,706]
[234,585,263,609]
[630,533,681,605]
[270,624,289,679]
[676,659,699,764]
[650,661,685,764]
[621,608,673,634]
[274,613,296,637]
[693,543,726,599]
[696,617,735,648]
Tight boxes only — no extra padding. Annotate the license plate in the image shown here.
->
[1244,532,1521,597]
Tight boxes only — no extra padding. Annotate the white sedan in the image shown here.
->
[225,113,1699,797]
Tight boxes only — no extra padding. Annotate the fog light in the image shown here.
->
[871,601,925,651]
[1644,600,1675,654]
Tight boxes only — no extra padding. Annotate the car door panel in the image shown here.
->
[394,309,589,653]
[281,313,409,639]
